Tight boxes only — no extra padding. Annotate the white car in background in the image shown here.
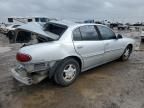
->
[6,24,21,43]
[6,24,20,31]
[141,29,144,41]
[11,21,135,86]
[0,24,20,34]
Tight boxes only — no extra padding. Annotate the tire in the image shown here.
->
[54,58,80,87]
[120,45,132,61]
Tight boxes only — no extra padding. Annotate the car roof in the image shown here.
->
[49,20,105,28]
[49,20,77,26]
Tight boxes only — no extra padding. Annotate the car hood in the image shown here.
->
[16,22,59,40]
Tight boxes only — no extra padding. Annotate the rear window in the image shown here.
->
[44,23,68,36]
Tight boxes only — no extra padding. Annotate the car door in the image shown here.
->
[97,25,124,62]
[73,25,105,70]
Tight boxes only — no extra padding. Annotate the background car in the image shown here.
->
[6,25,20,43]
[117,24,128,30]
[0,24,20,34]
[140,29,144,42]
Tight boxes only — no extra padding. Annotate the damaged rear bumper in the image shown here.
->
[11,68,48,85]
[11,60,60,85]
[11,68,33,85]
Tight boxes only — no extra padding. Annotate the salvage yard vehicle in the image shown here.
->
[11,20,135,86]
[0,24,20,43]
[140,29,144,42]
[0,23,10,34]
[117,24,128,30]
[1,24,20,34]
[7,22,48,43]
[6,25,21,42]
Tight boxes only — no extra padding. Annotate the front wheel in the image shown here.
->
[54,58,80,86]
[120,45,132,61]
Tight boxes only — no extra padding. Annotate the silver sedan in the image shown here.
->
[11,20,135,86]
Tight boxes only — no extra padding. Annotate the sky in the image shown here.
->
[0,0,144,23]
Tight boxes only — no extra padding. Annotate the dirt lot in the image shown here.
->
[0,31,144,108]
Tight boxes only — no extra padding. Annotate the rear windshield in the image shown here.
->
[43,23,68,37]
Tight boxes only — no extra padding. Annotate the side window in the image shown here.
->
[73,28,82,41]
[80,25,99,40]
[97,25,116,40]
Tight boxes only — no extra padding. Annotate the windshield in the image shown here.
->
[43,23,68,37]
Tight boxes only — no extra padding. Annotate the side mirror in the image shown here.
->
[117,34,123,39]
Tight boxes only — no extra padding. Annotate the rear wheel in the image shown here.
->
[120,45,132,61]
[54,58,80,86]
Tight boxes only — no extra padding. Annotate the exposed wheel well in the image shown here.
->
[127,44,133,52]
[64,56,82,70]
[49,56,82,79]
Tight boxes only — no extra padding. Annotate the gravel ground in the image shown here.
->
[0,31,144,108]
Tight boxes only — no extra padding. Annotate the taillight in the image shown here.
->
[16,53,32,62]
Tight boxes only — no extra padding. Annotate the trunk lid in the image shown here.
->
[16,22,59,40]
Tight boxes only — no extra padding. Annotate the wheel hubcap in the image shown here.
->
[124,48,130,59]
[63,64,76,82]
